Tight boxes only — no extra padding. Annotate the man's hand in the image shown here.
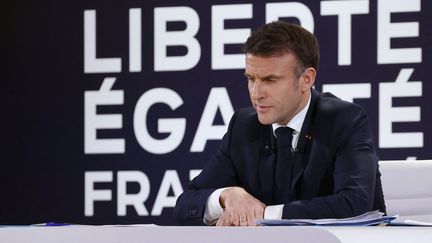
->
[216,187,266,226]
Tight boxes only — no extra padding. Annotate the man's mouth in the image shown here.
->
[255,105,271,113]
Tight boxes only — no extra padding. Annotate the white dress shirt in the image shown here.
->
[203,94,311,225]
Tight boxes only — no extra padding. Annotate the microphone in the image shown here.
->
[264,128,277,154]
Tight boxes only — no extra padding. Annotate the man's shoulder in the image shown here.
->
[311,92,369,143]
[316,92,363,113]
[314,92,365,121]
[309,91,376,154]
[229,107,268,138]
[233,107,262,128]
[236,107,257,119]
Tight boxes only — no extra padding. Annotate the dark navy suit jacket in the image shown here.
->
[174,89,386,225]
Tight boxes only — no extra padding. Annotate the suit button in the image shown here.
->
[188,209,197,216]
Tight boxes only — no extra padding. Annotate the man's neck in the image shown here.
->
[272,92,311,133]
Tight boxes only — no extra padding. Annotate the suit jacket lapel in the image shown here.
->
[289,89,319,197]
[258,125,276,204]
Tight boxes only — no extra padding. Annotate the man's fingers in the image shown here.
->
[216,218,228,226]
[218,213,250,226]
[217,187,266,227]
[239,215,248,226]
[218,212,261,226]
[247,211,258,226]
[217,213,238,226]
[253,206,264,220]
[231,215,240,226]
[247,216,255,226]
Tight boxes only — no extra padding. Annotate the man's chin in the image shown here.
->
[257,115,273,125]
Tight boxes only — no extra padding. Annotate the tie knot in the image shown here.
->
[275,127,294,147]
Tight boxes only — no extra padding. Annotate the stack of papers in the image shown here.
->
[388,219,432,226]
[256,210,396,226]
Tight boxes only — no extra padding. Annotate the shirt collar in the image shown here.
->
[272,93,311,134]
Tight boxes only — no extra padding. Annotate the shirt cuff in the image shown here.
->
[203,188,225,225]
[264,204,284,219]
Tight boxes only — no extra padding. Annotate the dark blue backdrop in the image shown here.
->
[3,0,431,225]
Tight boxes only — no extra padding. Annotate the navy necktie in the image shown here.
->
[274,127,294,204]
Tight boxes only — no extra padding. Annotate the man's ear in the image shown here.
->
[301,67,316,92]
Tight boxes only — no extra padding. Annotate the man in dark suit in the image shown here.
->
[174,21,386,226]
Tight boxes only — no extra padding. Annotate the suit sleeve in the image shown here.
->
[282,106,380,219]
[173,111,240,225]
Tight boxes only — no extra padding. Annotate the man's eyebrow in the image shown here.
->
[262,74,282,80]
[243,73,282,80]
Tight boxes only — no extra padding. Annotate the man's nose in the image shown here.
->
[251,80,264,99]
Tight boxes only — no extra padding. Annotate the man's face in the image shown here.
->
[245,53,310,125]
